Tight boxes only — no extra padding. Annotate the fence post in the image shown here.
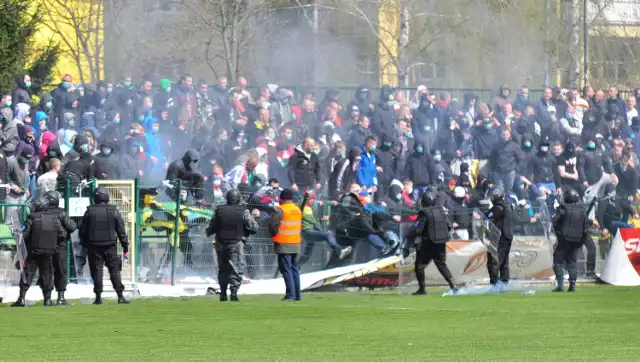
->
[171,181,182,286]
[134,177,141,282]
[65,179,71,283]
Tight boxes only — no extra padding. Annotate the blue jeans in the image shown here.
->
[493,170,517,195]
[277,254,301,300]
[303,230,343,253]
[366,234,387,250]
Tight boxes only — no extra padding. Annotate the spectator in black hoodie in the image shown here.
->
[376,134,397,195]
[328,147,361,200]
[472,103,500,174]
[346,85,374,119]
[490,129,523,195]
[371,85,396,138]
[404,142,433,199]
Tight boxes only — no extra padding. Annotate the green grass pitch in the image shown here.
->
[1,286,640,361]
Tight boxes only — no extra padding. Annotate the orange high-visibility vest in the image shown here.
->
[272,202,302,244]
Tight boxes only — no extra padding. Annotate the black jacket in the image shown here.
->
[79,203,128,251]
[375,134,398,189]
[287,145,321,187]
[491,139,522,174]
[404,144,433,186]
[371,85,396,138]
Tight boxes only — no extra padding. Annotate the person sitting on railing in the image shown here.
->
[165,149,202,201]
[298,191,352,266]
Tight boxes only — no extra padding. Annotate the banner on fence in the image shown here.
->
[345,236,555,287]
[600,228,640,286]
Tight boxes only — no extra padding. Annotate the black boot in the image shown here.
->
[219,286,228,302]
[567,281,576,292]
[413,269,427,295]
[117,291,130,304]
[56,291,72,306]
[412,288,427,295]
[43,290,53,307]
[93,293,103,305]
[553,278,564,292]
[230,292,239,302]
[11,290,27,307]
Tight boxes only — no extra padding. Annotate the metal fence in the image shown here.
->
[0,180,615,293]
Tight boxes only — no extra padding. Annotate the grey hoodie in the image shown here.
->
[0,109,18,155]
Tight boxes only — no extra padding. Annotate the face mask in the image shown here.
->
[540,146,549,153]
[45,101,52,109]
[100,98,106,105]
[406,188,413,194]
[587,142,596,150]
[286,134,293,141]
[206,108,213,116]
[484,124,493,130]
[220,134,228,141]
[39,122,46,130]
[404,131,413,138]
[79,91,84,97]
[124,81,132,88]
[368,146,376,153]
[113,117,120,124]
[434,155,442,162]
[48,150,56,157]
[166,87,171,93]
[267,133,276,140]
[62,82,70,89]
[68,120,75,127]
[25,81,32,88]
[102,147,112,155]
[338,151,346,158]
[4,100,11,108]
[21,157,30,165]
[80,144,89,153]
[279,160,288,167]
[416,146,424,153]
[567,113,574,120]
[152,126,160,133]
[383,141,392,147]
[524,142,532,149]
[395,193,402,201]
[147,103,153,109]
[387,100,394,107]
[107,87,113,94]
[312,149,320,156]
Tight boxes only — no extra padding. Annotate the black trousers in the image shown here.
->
[215,241,245,294]
[554,241,582,282]
[53,245,68,292]
[487,237,512,284]
[20,252,53,293]
[582,236,596,274]
[88,245,124,294]
[415,241,454,289]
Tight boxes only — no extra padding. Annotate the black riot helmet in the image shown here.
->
[226,189,242,205]
[420,191,437,207]
[44,190,60,207]
[93,186,110,204]
[489,187,505,203]
[563,187,580,204]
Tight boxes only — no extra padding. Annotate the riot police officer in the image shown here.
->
[486,188,514,288]
[403,191,457,295]
[44,191,76,305]
[12,196,76,307]
[79,187,130,304]
[553,187,588,292]
[206,189,259,302]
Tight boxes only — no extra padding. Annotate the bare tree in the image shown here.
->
[41,0,104,84]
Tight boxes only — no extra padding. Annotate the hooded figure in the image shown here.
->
[37,93,55,128]
[38,130,57,159]
[58,128,77,157]
[371,85,397,137]
[37,138,63,175]
[376,134,397,191]
[405,142,433,189]
[143,115,166,178]
[119,140,145,179]
[329,147,361,200]
[347,85,374,119]
[0,107,19,157]
[94,139,121,179]
[16,124,38,174]
[11,74,31,109]
[59,134,94,185]
[165,149,204,200]
[13,102,30,125]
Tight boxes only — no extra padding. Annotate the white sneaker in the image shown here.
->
[339,246,353,260]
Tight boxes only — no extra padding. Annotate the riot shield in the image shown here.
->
[472,209,502,259]
[11,210,28,285]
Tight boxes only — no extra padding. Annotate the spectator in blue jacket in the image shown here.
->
[357,135,378,191]
[144,115,167,182]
